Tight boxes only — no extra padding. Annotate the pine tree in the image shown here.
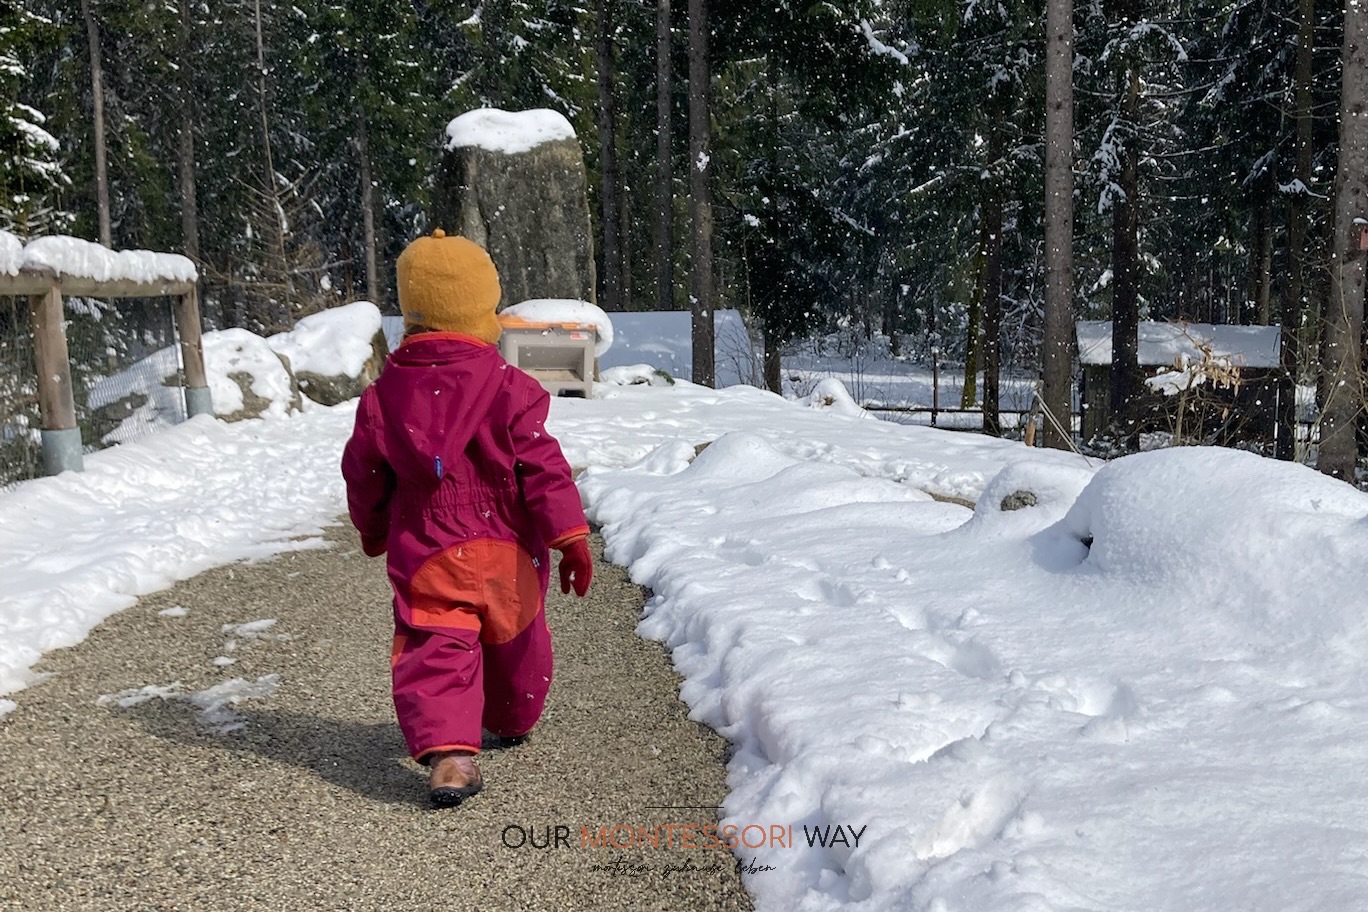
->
[0,7,69,235]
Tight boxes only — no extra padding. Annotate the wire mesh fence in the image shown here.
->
[0,296,42,489]
[68,295,187,448]
[0,294,188,490]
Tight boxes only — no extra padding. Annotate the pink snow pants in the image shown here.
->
[389,538,553,761]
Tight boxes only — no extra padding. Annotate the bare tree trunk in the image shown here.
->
[1322,0,1368,480]
[357,105,379,302]
[81,0,112,247]
[1243,174,1274,327]
[1255,197,1273,325]
[764,320,782,393]
[1281,0,1315,460]
[688,0,715,386]
[176,104,199,256]
[620,184,633,309]
[176,0,200,264]
[961,221,986,409]
[656,0,674,311]
[983,193,1003,436]
[596,0,623,311]
[1042,0,1076,449]
[253,0,291,324]
[1110,68,1142,446]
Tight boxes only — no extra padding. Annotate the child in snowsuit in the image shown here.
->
[341,229,593,808]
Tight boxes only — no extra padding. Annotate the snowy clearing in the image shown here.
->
[2,370,1366,911]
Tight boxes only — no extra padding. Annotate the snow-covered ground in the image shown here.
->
[3,366,1367,912]
[583,423,1368,910]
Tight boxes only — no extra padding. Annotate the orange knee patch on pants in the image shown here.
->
[407,539,542,644]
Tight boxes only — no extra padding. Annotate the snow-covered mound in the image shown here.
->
[204,329,300,420]
[445,108,577,154]
[1060,447,1368,642]
[268,300,385,377]
[268,301,386,405]
[21,235,197,285]
[500,298,614,357]
[961,458,1096,540]
[799,377,867,417]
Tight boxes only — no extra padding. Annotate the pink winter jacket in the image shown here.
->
[341,332,588,636]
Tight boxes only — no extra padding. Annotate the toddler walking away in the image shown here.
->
[341,229,593,809]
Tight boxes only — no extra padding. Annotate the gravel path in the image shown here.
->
[0,527,753,911]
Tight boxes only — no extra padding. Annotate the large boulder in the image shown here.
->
[268,301,387,406]
[205,329,302,421]
[432,108,596,307]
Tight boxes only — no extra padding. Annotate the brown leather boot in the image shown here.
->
[428,751,482,808]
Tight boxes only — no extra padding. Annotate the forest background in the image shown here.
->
[1,0,1357,467]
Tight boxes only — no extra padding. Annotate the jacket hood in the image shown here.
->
[373,333,508,484]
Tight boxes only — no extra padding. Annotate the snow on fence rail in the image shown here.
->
[0,232,211,482]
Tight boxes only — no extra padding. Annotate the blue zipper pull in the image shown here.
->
[434,456,444,480]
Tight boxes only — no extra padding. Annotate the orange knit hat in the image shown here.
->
[396,229,502,343]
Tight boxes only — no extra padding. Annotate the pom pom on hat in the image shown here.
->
[397,229,503,343]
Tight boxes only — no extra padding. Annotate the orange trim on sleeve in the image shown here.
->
[548,526,591,550]
[416,743,482,762]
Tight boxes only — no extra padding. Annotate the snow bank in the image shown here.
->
[268,300,385,377]
[562,377,1090,504]
[445,108,577,154]
[581,430,1368,912]
[501,298,614,356]
[0,402,350,699]
[21,235,197,285]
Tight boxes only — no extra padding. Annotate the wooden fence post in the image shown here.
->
[28,282,84,474]
[175,286,213,417]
